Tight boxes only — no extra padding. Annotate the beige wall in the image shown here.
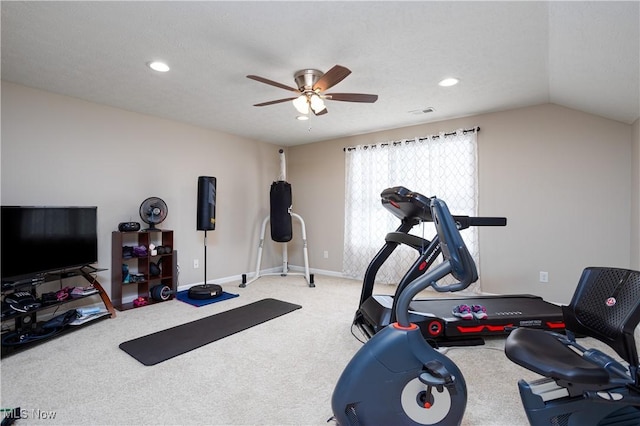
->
[633,118,640,269]
[3,83,636,305]
[288,104,633,304]
[1,82,282,300]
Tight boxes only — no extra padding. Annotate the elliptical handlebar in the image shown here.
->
[380,186,507,229]
[395,197,479,327]
[454,216,506,229]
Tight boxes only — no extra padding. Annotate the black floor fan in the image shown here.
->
[189,176,222,300]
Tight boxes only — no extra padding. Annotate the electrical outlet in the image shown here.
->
[323,250,329,259]
[193,259,199,269]
[539,271,549,283]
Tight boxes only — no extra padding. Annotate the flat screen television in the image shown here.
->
[1,206,98,281]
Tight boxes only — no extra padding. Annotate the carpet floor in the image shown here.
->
[0,274,620,425]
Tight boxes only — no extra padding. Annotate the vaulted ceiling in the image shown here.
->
[2,1,638,146]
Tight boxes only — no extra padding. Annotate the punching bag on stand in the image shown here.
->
[241,148,313,288]
[270,180,292,243]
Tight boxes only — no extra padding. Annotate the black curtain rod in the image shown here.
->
[343,126,480,152]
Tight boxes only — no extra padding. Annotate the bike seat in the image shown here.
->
[505,327,610,384]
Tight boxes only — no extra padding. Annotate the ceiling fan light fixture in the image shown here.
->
[293,95,310,114]
[438,77,459,87]
[309,93,326,114]
[248,65,378,116]
[293,96,309,114]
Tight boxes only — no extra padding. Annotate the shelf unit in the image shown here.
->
[1,267,116,357]
[111,230,177,311]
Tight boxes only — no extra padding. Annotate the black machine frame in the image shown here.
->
[353,186,565,346]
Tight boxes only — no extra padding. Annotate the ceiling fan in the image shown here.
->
[247,65,378,116]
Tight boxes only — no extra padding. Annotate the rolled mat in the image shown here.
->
[119,298,301,366]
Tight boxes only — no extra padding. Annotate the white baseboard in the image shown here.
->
[177,266,285,292]
[178,265,346,291]
[120,266,347,304]
[287,264,345,278]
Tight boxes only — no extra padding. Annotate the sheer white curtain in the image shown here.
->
[343,129,480,291]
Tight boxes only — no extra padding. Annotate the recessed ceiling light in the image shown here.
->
[296,115,309,121]
[438,77,459,87]
[148,61,170,72]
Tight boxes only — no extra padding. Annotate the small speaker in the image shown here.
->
[197,176,216,231]
[118,222,140,232]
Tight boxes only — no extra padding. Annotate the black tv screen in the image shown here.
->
[1,206,98,281]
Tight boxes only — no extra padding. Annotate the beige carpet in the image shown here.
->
[0,275,617,425]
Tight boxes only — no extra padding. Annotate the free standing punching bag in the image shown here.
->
[270,180,292,242]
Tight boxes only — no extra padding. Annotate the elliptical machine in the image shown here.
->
[331,195,478,425]
[332,195,640,425]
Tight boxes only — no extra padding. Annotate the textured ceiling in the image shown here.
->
[2,1,638,146]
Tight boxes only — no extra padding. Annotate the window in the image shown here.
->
[343,128,480,291]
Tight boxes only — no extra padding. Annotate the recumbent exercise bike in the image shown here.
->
[331,195,640,425]
[505,266,640,425]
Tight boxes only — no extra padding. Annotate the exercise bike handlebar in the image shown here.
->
[395,197,479,327]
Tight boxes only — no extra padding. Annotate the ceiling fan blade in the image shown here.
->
[247,75,298,92]
[324,93,378,103]
[253,97,297,107]
[313,65,351,92]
